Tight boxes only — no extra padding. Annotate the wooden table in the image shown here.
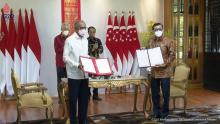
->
[59,76,150,119]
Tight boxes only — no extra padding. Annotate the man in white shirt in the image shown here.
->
[63,20,89,124]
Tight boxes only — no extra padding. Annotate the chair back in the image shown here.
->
[173,63,190,82]
[11,69,21,98]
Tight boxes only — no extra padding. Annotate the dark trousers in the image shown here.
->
[56,67,67,101]
[151,77,170,117]
[88,88,98,97]
[68,78,89,124]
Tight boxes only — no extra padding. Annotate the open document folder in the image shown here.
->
[80,56,112,76]
[136,47,164,67]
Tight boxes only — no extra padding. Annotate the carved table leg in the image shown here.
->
[143,83,150,118]
[133,84,138,112]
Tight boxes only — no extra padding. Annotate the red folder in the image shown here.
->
[80,56,112,76]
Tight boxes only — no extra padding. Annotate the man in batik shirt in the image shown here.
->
[147,23,176,119]
[87,26,103,101]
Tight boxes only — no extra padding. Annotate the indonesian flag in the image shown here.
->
[27,9,41,82]
[14,9,24,83]
[130,12,141,76]
[119,13,128,76]
[113,13,123,76]
[21,9,29,83]
[104,12,117,75]
[126,12,134,75]
[5,9,16,95]
[0,9,8,93]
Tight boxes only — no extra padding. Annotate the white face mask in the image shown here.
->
[154,30,163,37]
[62,30,69,36]
[78,29,86,37]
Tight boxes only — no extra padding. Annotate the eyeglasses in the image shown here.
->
[153,28,163,32]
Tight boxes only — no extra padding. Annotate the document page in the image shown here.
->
[136,49,150,67]
[147,47,164,66]
[80,57,96,73]
[95,59,112,75]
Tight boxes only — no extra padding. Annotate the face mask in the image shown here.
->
[154,30,163,37]
[62,30,69,36]
[78,29,86,37]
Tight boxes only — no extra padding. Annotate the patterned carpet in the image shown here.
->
[89,105,220,124]
[7,105,220,124]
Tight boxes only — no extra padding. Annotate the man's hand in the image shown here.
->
[92,43,99,52]
[78,64,84,70]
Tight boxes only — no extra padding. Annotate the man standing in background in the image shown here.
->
[54,22,69,104]
[88,26,103,101]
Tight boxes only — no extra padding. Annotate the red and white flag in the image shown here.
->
[0,9,8,93]
[14,9,24,83]
[126,12,134,75]
[27,9,41,82]
[113,13,123,76]
[21,9,29,83]
[5,9,16,95]
[130,12,141,76]
[104,12,117,75]
[119,12,128,76]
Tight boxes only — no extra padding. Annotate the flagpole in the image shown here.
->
[132,10,135,15]
[3,9,16,100]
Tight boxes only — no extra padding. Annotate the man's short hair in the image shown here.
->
[74,20,86,31]
[152,23,163,30]
[61,22,70,31]
[88,26,96,33]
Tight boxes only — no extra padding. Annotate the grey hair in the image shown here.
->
[61,22,70,31]
[74,20,86,31]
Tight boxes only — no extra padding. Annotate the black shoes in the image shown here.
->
[161,114,168,119]
[149,114,161,119]
[92,96,102,101]
[88,94,102,101]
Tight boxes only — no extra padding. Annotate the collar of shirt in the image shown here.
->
[58,33,67,40]
[87,37,98,43]
[88,36,96,40]
[153,35,164,42]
